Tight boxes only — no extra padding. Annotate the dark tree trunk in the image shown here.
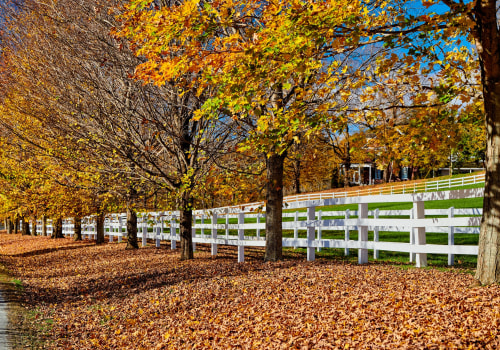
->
[21,217,30,235]
[52,217,64,238]
[473,0,500,285]
[41,215,47,236]
[31,218,37,236]
[6,218,12,234]
[96,211,105,244]
[331,167,340,189]
[264,153,286,261]
[384,162,393,183]
[343,155,351,187]
[293,159,301,194]
[14,217,19,234]
[180,192,193,260]
[74,216,82,241]
[126,206,139,249]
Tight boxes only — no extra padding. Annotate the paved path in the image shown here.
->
[0,289,10,349]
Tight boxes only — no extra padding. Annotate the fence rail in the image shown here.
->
[218,172,485,211]
[33,188,484,267]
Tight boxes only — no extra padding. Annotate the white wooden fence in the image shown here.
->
[33,188,484,267]
[222,172,485,211]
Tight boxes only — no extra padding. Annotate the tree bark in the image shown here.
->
[126,206,139,249]
[96,211,105,244]
[331,167,340,189]
[343,156,351,188]
[180,192,193,260]
[74,216,82,241]
[31,218,37,236]
[52,217,64,238]
[41,215,47,236]
[21,217,30,235]
[264,153,286,261]
[293,158,301,194]
[6,218,12,234]
[473,0,500,285]
[14,217,19,234]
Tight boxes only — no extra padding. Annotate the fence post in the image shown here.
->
[109,217,113,242]
[374,208,380,259]
[344,209,350,256]
[358,203,368,264]
[413,201,427,267]
[155,215,161,248]
[170,215,176,250]
[225,212,229,239]
[211,213,218,256]
[293,211,299,249]
[409,208,415,263]
[192,214,197,251]
[142,216,147,247]
[317,210,322,252]
[201,214,205,238]
[256,213,261,238]
[238,212,245,263]
[448,207,455,266]
[307,205,316,261]
[118,216,123,243]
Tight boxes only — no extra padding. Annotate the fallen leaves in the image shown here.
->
[0,233,499,349]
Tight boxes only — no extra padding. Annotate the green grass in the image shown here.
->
[160,172,484,269]
[11,278,23,290]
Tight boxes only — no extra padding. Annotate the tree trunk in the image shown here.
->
[331,167,340,189]
[14,217,19,234]
[126,206,139,249]
[6,218,12,234]
[474,0,500,285]
[343,157,351,188]
[264,153,286,261]
[294,158,301,194]
[52,217,64,238]
[96,211,105,244]
[41,215,47,236]
[74,216,82,241]
[31,218,37,236]
[21,217,30,235]
[179,192,193,260]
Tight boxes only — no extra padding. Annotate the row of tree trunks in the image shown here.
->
[2,211,141,249]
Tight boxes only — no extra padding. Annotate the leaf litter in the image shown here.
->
[0,233,498,349]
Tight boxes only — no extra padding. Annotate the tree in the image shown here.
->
[370,0,497,284]
[460,0,500,285]
[1,0,236,258]
[117,0,397,260]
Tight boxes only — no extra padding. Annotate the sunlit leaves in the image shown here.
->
[3,234,500,349]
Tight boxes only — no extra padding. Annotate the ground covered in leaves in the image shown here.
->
[0,233,499,349]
